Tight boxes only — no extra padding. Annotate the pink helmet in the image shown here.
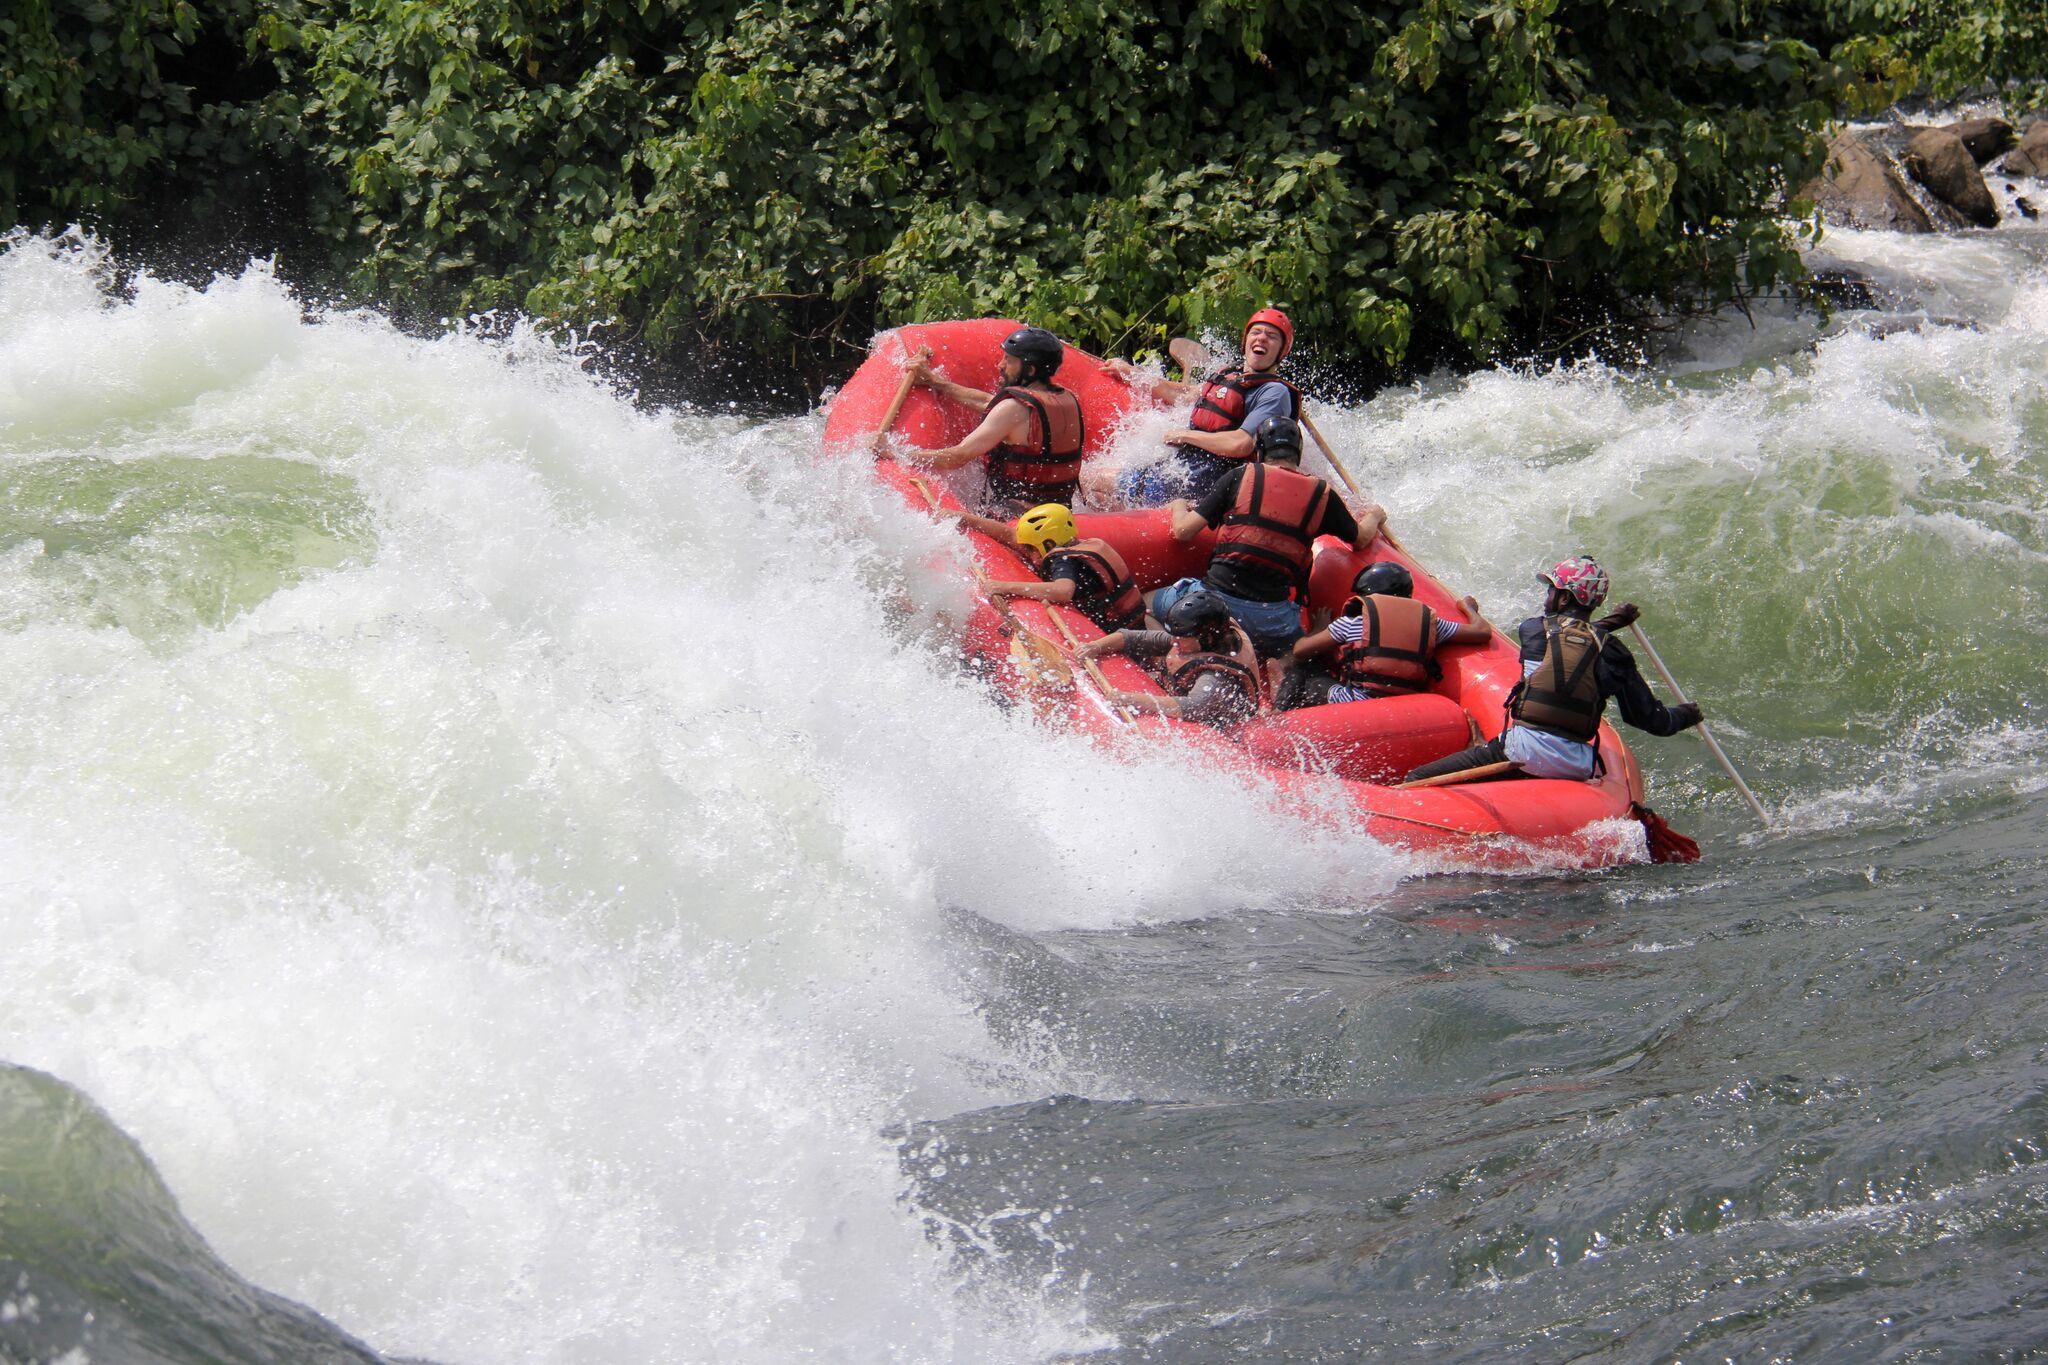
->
[1538,556,1609,610]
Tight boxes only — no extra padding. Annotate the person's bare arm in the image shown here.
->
[1105,358,1194,405]
[900,400,1024,471]
[986,577,1077,606]
[1167,498,1211,544]
[943,508,1014,540]
[1165,426,1255,461]
[1292,628,1338,662]
[1102,689,1181,718]
[1446,595,1493,645]
[912,357,995,409]
[1351,502,1388,549]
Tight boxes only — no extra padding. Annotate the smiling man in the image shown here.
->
[1099,307,1302,507]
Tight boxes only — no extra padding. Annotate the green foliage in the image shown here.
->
[7,0,2007,386]
[1813,0,2048,109]
[0,0,260,226]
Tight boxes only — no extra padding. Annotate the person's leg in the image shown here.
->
[1213,590,1304,660]
[1179,450,1237,504]
[1402,736,1512,783]
[1115,460,1193,509]
[1274,665,1339,712]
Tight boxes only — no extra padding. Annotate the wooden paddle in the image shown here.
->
[907,474,1078,694]
[1167,336,1211,381]
[1043,609,1135,723]
[1398,760,1522,789]
[1627,623,1771,828]
[872,343,932,449]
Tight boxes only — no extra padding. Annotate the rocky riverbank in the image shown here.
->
[1804,112,2048,231]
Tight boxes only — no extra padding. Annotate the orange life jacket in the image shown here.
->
[1334,595,1440,694]
[986,385,1084,505]
[1509,615,1607,741]
[1186,368,1301,451]
[1209,464,1332,597]
[1046,538,1144,632]
[1162,626,1262,722]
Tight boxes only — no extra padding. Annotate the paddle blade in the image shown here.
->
[1167,337,1212,378]
[1009,633,1074,693]
[1630,802,1701,864]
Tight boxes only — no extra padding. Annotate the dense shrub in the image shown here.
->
[1816,0,2047,108]
[0,0,266,227]
[2,0,2015,392]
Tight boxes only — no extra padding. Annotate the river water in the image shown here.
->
[0,221,2041,1362]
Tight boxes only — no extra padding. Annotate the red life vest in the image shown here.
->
[1162,626,1262,723]
[1209,464,1332,597]
[986,385,1084,505]
[1187,368,1302,450]
[1334,595,1440,694]
[1046,538,1144,632]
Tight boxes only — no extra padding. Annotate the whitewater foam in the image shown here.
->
[0,231,1422,1363]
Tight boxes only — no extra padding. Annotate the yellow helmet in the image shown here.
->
[1013,503,1077,556]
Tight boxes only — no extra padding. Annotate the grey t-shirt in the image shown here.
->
[1239,379,1294,434]
[1120,630,1258,728]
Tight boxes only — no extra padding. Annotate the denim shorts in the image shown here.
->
[1150,577,1304,659]
[1115,449,1237,508]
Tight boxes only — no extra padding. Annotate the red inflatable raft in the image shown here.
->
[824,319,1671,872]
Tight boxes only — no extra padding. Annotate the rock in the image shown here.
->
[2002,121,2048,178]
[1947,117,2015,163]
[2017,196,2039,220]
[1805,266,1881,309]
[1798,132,1933,232]
[1903,127,1999,227]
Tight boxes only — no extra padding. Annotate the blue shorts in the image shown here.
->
[1150,577,1304,659]
[1115,449,1238,508]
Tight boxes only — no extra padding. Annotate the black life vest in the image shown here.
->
[1044,538,1144,632]
[1334,595,1440,694]
[986,385,1084,505]
[1209,464,1332,597]
[1510,615,1607,741]
[1185,368,1302,452]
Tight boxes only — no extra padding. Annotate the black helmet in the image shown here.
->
[1253,415,1303,463]
[1164,589,1234,645]
[1352,561,1414,598]
[1001,326,1064,382]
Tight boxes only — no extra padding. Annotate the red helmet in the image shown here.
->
[1244,307,1293,360]
[1538,556,1610,610]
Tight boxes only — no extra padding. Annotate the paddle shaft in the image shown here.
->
[1044,610,1134,722]
[1297,409,1361,501]
[1397,760,1521,790]
[1627,623,1771,827]
[875,344,932,440]
[910,474,1130,719]
[1296,408,1423,564]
